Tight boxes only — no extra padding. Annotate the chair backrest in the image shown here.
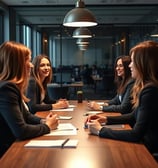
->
[47,84,69,100]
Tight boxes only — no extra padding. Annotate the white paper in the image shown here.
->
[58,116,72,120]
[51,108,74,112]
[24,139,78,148]
[24,140,65,148]
[45,123,77,136]
[64,140,78,148]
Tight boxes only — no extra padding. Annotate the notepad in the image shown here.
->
[51,108,74,112]
[58,116,72,120]
[24,139,78,148]
[45,123,77,136]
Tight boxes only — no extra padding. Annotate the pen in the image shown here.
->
[61,138,69,148]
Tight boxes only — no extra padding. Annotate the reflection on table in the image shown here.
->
[0,101,157,168]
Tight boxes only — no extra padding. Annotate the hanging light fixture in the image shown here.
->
[78,44,89,50]
[76,38,89,45]
[73,27,92,38]
[63,0,97,27]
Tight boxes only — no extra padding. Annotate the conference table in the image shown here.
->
[0,101,158,168]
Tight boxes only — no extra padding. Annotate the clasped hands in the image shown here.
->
[84,114,107,135]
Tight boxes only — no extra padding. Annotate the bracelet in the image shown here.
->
[99,105,103,111]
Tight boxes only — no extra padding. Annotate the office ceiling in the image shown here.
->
[1,0,158,38]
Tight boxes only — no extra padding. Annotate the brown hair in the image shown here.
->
[130,40,158,107]
[31,54,52,96]
[114,55,132,94]
[0,41,31,101]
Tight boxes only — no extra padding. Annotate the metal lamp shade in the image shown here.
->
[76,38,89,45]
[73,27,92,38]
[63,0,97,27]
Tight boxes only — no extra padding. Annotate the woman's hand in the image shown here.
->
[87,101,101,111]
[84,114,107,129]
[87,120,102,135]
[52,99,69,109]
[45,112,58,130]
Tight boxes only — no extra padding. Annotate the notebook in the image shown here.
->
[24,139,78,148]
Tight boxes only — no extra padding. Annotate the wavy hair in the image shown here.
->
[114,55,132,94]
[31,54,52,96]
[0,41,31,101]
[130,41,158,108]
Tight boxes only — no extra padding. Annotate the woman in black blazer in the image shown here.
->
[85,41,158,154]
[0,41,58,157]
[88,55,134,114]
[26,55,69,114]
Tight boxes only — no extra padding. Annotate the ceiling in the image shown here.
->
[1,0,158,38]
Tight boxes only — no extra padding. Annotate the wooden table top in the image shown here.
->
[0,101,157,168]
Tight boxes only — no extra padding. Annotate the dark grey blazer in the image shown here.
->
[99,86,158,154]
[102,79,134,114]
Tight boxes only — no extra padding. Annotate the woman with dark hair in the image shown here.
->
[85,41,158,155]
[88,55,134,114]
[0,41,58,157]
[26,55,69,114]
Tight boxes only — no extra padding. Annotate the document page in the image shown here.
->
[45,123,77,136]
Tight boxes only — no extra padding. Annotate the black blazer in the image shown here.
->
[102,79,134,114]
[26,77,56,114]
[99,85,158,154]
[0,81,50,157]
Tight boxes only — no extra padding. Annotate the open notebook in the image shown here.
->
[24,139,78,148]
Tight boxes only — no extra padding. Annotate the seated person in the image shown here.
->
[26,55,69,114]
[0,41,58,157]
[85,41,158,155]
[88,55,134,114]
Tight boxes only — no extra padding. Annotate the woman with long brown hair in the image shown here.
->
[0,41,58,157]
[88,55,134,114]
[26,55,69,114]
[85,41,158,155]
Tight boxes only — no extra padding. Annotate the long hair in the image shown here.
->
[130,40,158,108]
[0,41,31,101]
[114,55,132,94]
[31,54,52,96]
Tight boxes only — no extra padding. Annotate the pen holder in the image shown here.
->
[77,91,83,103]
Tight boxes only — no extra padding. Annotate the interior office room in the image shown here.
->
[1,0,158,100]
[1,1,158,167]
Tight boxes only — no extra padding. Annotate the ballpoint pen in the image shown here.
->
[61,138,70,148]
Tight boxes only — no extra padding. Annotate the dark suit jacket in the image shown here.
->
[26,77,56,114]
[99,85,158,154]
[102,79,134,114]
[0,81,50,157]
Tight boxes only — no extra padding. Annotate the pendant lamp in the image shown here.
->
[73,27,92,38]
[78,44,89,50]
[76,38,89,45]
[63,0,97,27]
